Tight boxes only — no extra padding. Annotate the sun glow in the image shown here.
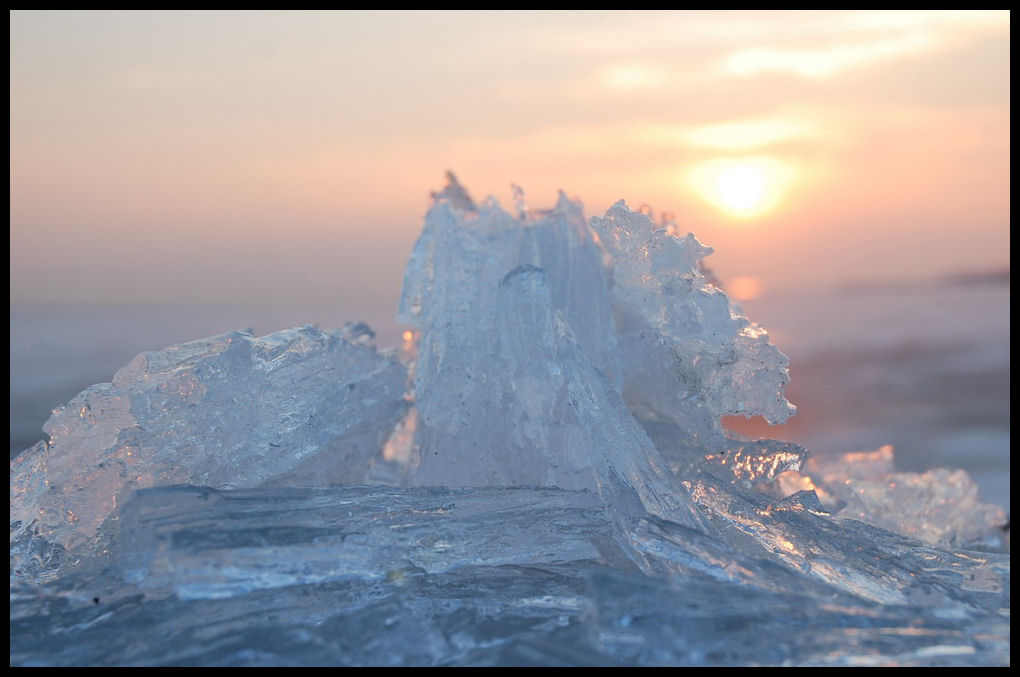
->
[688,157,795,219]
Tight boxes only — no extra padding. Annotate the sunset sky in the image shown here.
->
[10,10,1011,316]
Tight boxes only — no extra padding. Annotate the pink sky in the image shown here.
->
[10,10,1010,311]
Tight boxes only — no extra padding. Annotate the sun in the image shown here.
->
[687,157,795,219]
[716,165,767,212]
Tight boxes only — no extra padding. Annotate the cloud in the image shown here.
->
[723,34,933,79]
[720,10,1008,79]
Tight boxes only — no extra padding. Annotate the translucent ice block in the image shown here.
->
[10,325,408,582]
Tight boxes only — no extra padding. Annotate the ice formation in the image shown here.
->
[591,203,795,445]
[398,186,707,530]
[10,325,408,582]
[775,445,1007,547]
[9,175,1009,666]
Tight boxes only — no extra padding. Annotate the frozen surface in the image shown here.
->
[119,486,616,600]
[10,483,1008,666]
[9,176,1009,666]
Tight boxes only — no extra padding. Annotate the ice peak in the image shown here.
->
[430,170,476,212]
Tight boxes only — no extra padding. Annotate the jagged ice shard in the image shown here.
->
[9,175,1009,666]
[398,184,706,531]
